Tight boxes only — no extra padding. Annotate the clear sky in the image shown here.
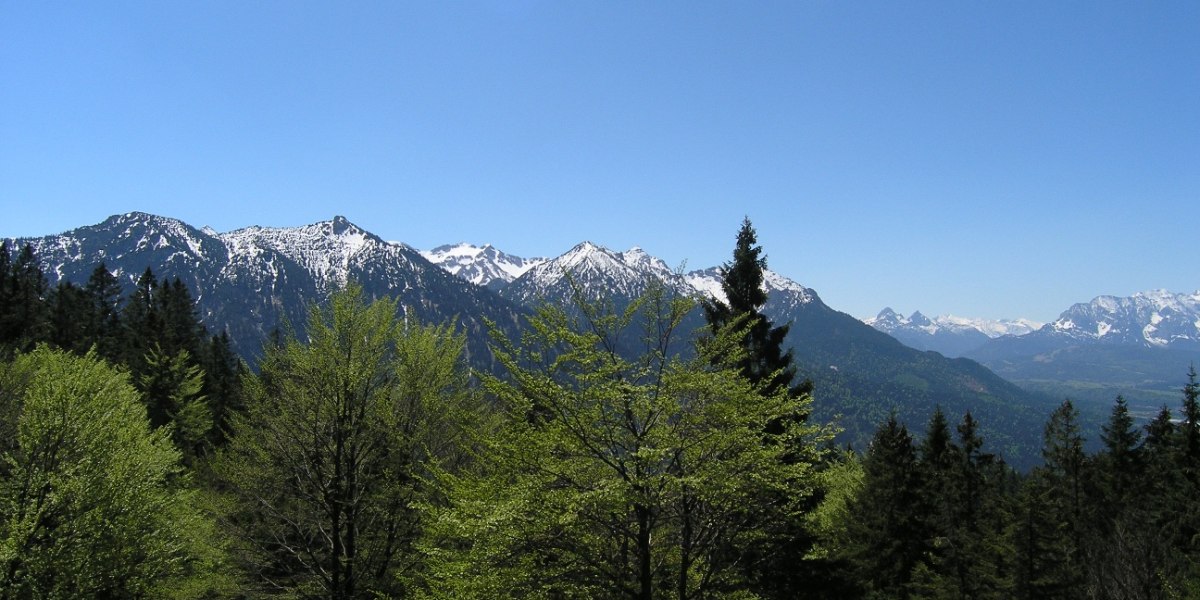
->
[2,2,1197,322]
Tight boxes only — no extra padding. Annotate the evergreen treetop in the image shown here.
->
[702,217,806,398]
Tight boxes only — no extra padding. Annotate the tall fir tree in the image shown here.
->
[83,262,124,362]
[1015,400,1088,600]
[701,217,808,398]
[0,244,50,355]
[47,281,91,354]
[844,414,928,599]
[1096,395,1142,515]
[1181,365,1200,472]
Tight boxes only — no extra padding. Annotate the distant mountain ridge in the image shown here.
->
[7,212,527,364]
[962,290,1200,412]
[863,291,1200,412]
[9,213,1066,468]
[864,308,1041,358]
[419,237,1057,466]
[421,243,546,291]
[1039,290,1200,349]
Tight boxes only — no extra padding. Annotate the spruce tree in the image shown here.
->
[0,244,50,355]
[1096,395,1141,513]
[844,414,927,598]
[1181,365,1200,470]
[201,330,245,445]
[83,262,124,362]
[702,217,807,398]
[47,280,91,353]
[1015,400,1088,599]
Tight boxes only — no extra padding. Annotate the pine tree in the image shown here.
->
[844,414,927,598]
[701,217,807,398]
[0,244,50,355]
[122,267,162,368]
[200,330,245,445]
[1096,396,1141,514]
[83,262,123,362]
[47,280,91,353]
[954,412,1012,598]
[1181,365,1200,471]
[139,345,211,461]
[1015,400,1087,599]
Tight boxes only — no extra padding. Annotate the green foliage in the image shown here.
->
[702,217,807,399]
[0,347,226,598]
[805,452,864,559]
[215,284,477,598]
[139,345,212,461]
[421,283,831,599]
[0,244,50,358]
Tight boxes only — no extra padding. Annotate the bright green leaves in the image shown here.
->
[422,283,830,599]
[0,347,218,599]
[215,284,477,599]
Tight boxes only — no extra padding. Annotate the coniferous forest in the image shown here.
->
[1,223,1198,599]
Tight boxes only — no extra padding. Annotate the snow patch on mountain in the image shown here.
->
[1045,289,1200,348]
[421,243,545,289]
[220,216,393,290]
[866,309,1042,339]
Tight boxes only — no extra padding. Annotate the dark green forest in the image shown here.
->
[1,232,1198,599]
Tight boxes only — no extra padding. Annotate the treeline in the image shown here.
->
[822,384,1200,598]
[0,242,245,455]
[2,226,1200,598]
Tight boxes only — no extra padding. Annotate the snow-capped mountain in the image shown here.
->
[684,266,816,315]
[965,290,1200,405]
[1042,290,1200,349]
[937,314,1043,339]
[481,240,819,315]
[501,242,693,306]
[9,214,1057,468]
[8,212,525,362]
[421,243,545,291]
[864,308,1041,357]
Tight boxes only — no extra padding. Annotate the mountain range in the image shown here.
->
[867,291,1200,415]
[8,213,1073,468]
[864,308,1041,358]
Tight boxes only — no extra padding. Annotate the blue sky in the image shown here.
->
[2,2,1197,322]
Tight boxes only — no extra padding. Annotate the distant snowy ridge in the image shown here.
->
[421,243,545,290]
[1046,289,1200,348]
[426,240,817,308]
[684,266,815,308]
[863,308,1042,358]
[221,216,410,291]
[8,211,523,361]
[866,308,1042,339]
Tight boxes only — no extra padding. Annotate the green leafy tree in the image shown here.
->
[0,347,228,598]
[215,284,476,599]
[421,283,828,599]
